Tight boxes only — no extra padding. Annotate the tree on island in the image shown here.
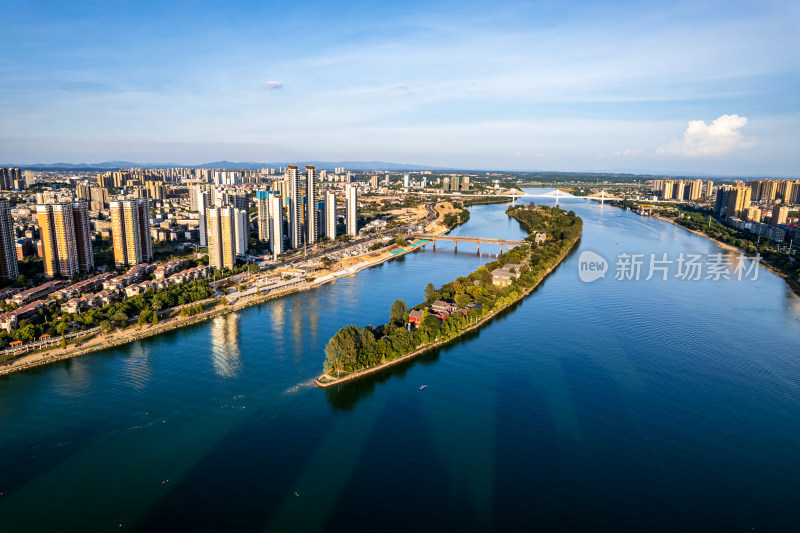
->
[424,283,437,302]
[390,299,407,326]
[324,325,361,372]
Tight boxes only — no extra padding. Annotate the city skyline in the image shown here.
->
[1,1,798,175]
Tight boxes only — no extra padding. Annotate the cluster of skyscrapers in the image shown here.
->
[0,164,364,284]
[0,167,34,190]
[0,195,154,284]
[747,179,800,205]
[253,165,357,260]
[651,179,713,200]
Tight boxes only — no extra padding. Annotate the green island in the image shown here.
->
[315,204,583,387]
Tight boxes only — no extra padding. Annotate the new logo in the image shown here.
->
[578,251,608,282]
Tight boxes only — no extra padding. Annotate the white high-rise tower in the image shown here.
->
[269,195,284,258]
[345,183,358,236]
[287,166,302,249]
[305,166,318,244]
[324,191,337,240]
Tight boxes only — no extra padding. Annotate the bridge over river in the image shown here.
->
[413,234,527,253]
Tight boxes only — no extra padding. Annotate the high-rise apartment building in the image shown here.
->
[255,190,271,242]
[207,207,248,269]
[772,206,789,225]
[89,187,109,211]
[661,180,674,200]
[672,180,685,200]
[688,179,703,201]
[776,180,796,204]
[0,168,23,190]
[714,186,730,218]
[705,180,714,198]
[324,191,337,240]
[37,202,94,277]
[726,186,752,220]
[110,199,153,267]
[345,183,358,236]
[196,188,210,247]
[269,195,284,258]
[287,165,302,249]
[0,199,19,281]
[76,184,92,201]
[306,166,318,244]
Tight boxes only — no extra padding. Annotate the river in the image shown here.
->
[1,189,799,532]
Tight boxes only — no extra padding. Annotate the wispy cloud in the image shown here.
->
[263,81,283,90]
[657,114,756,157]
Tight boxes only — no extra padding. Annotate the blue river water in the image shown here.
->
[1,190,799,532]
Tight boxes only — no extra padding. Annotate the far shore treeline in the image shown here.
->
[322,204,582,375]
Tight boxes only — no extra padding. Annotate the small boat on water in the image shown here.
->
[419,385,428,390]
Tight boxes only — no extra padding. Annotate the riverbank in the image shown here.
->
[0,282,311,377]
[315,226,581,388]
[655,214,800,296]
[0,205,466,377]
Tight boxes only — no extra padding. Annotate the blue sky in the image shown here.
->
[1,0,798,175]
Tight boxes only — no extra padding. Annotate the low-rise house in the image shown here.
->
[0,299,53,332]
[0,288,21,301]
[52,273,116,301]
[166,265,210,285]
[491,263,525,287]
[125,284,147,298]
[7,281,69,306]
[154,259,188,280]
[102,278,126,291]
[96,290,119,306]
[430,299,458,318]
[103,264,156,292]
[534,232,546,245]
[408,309,424,326]
[61,297,85,315]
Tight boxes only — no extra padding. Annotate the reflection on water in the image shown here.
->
[122,342,151,391]
[305,293,320,351]
[53,358,94,398]
[270,298,288,361]
[210,313,241,378]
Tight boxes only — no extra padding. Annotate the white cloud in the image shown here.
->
[657,114,755,157]
[612,149,643,157]
[263,81,283,89]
